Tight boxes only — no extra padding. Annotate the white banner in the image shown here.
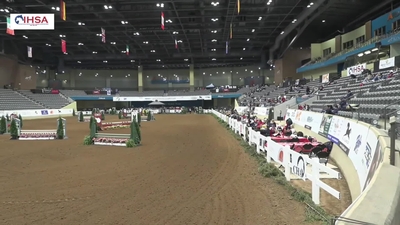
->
[321,74,329,83]
[113,95,212,102]
[254,107,270,116]
[0,109,73,118]
[347,63,366,76]
[285,109,384,192]
[378,57,395,69]
[10,14,55,30]
[235,106,248,114]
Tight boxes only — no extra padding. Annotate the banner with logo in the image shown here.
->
[378,57,395,69]
[113,95,212,102]
[10,14,55,30]
[285,109,383,191]
[321,74,329,83]
[254,107,270,116]
[347,63,366,76]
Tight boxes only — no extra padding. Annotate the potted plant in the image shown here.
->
[101,111,105,120]
[56,117,64,139]
[147,111,152,121]
[72,109,76,116]
[0,116,6,134]
[79,111,84,122]
[9,119,18,140]
[18,114,23,128]
[118,110,122,119]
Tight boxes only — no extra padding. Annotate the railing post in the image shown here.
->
[390,116,398,166]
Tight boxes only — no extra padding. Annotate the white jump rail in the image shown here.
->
[15,118,67,140]
[213,110,341,205]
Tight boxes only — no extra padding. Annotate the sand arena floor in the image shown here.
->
[0,114,321,225]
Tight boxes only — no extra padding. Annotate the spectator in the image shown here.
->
[306,86,310,95]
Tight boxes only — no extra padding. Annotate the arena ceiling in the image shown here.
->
[0,0,395,69]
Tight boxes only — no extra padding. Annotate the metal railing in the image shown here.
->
[330,216,376,225]
[383,100,400,130]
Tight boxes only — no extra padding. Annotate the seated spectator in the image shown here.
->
[345,90,353,99]
[339,99,347,110]
[306,86,310,95]
[388,71,394,78]
[325,105,334,114]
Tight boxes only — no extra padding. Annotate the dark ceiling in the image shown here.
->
[0,0,395,70]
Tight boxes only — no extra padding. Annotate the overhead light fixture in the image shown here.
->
[92,51,97,54]
[51,6,60,11]
[243,48,246,50]
[307,2,313,7]
[96,33,101,36]
[172,31,179,34]
[121,21,128,24]
[77,61,81,63]
[133,32,140,36]
[292,19,297,23]
[211,58,216,61]
[78,42,84,45]
[371,48,378,52]
[211,30,217,33]
[131,60,135,62]
[103,60,108,63]
[156,3,164,7]
[184,59,188,61]
[322,20,325,22]
[143,41,149,44]
[104,5,112,9]
[45,43,51,46]
[211,39,217,42]
[211,18,218,22]
[110,75,113,77]
[211,2,220,6]
[240,57,243,60]
[110,42,116,44]
[150,50,156,52]
[252,29,255,32]
[23,35,28,39]
[77,22,85,26]
[364,50,371,54]
[258,17,262,21]
[280,31,284,34]
[358,53,363,57]
[121,50,126,53]
[166,19,172,23]
[247,38,250,41]
[59,34,66,37]
[267,0,272,5]
[177,40,183,43]
[211,48,216,51]
[156,59,161,62]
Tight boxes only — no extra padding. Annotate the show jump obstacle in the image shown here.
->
[79,112,102,122]
[86,116,141,147]
[131,110,155,122]
[14,118,67,140]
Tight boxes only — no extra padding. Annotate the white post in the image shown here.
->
[312,161,320,205]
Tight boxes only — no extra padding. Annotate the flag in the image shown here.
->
[27,46,32,58]
[60,0,66,21]
[126,45,130,55]
[61,39,67,53]
[226,41,228,54]
[237,0,240,14]
[161,12,165,30]
[230,23,233,39]
[175,39,178,49]
[6,17,14,35]
[101,27,106,43]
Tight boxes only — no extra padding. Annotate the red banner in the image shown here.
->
[51,89,59,94]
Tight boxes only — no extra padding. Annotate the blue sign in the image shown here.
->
[212,94,242,98]
[41,110,48,115]
[70,96,113,101]
[296,43,376,73]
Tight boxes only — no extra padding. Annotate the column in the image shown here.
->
[106,77,110,87]
[189,64,194,92]
[227,71,232,85]
[138,66,143,92]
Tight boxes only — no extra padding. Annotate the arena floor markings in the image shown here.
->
[0,114,317,225]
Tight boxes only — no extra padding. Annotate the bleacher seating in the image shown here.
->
[18,90,70,109]
[60,90,87,96]
[0,89,43,110]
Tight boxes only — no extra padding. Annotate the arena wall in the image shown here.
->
[286,109,400,224]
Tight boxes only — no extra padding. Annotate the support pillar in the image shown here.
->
[228,71,232,85]
[189,64,194,92]
[138,66,143,92]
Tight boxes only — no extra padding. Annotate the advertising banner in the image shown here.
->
[347,63,367,75]
[378,57,395,69]
[10,13,55,30]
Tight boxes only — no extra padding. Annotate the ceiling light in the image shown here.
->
[203,72,205,75]
[78,72,82,76]
[292,19,297,23]
[250,70,253,73]
[166,19,172,23]
[357,53,363,57]
[240,57,243,60]
[243,48,246,50]
[156,59,161,62]
[211,30,217,33]
[23,35,28,39]
[211,2,220,6]
[104,5,112,9]
[245,69,247,71]
[258,17,262,20]
[59,34,66,37]
[96,33,101,36]
[364,50,371,54]
[212,58,216,61]
[172,31,179,34]
[110,42,116,44]
[131,60,135,62]
[143,41,149,44]
[110,75,113,77]
[310,2,314,5]
[103,60,107,63]
[121,50,126,53]
[95,73,98,77]
[211,18,218,22]
[246,38,250,41]
[64,52,68,55]
[133,32,140,36]
[92,51,97,54]
[78,42,84,45]
[267,0,272,5]
[211,39,217,42]
[77,61,81,63]
[371,48,378,52]
[322,20,325,23]
[177,40,183,43]
[280,31,284,34]
[77,22,85,25]
[184,59,189,61]
[150,50,156,52]
[211,48,216,51]
[252,29,255,32]
[156,3,164,7]
[121,21,128,24]
[223,71,225,74]
[45,43,51,46]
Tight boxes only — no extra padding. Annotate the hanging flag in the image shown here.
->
[6,17,14,35]
[60,0,66,21]
[161,12,165,30]
[230,23,233,39]
[175,39,178,49]
[101,27,106,43]
[27,46,32,58]
[226,41,228,54]
[126,45,130,55]
[61,39,67,53]
[237,0,240,14]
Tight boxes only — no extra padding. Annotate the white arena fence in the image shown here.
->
[212,110,341,205]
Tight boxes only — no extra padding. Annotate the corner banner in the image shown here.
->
[347,63,366,76]
[378,57,395,69]
[113,95,212,102]
[9,14,55,30]
[285,109,384,192]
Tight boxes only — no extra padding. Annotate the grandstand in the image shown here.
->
[0,89,43,110]
[18,90,71,109]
